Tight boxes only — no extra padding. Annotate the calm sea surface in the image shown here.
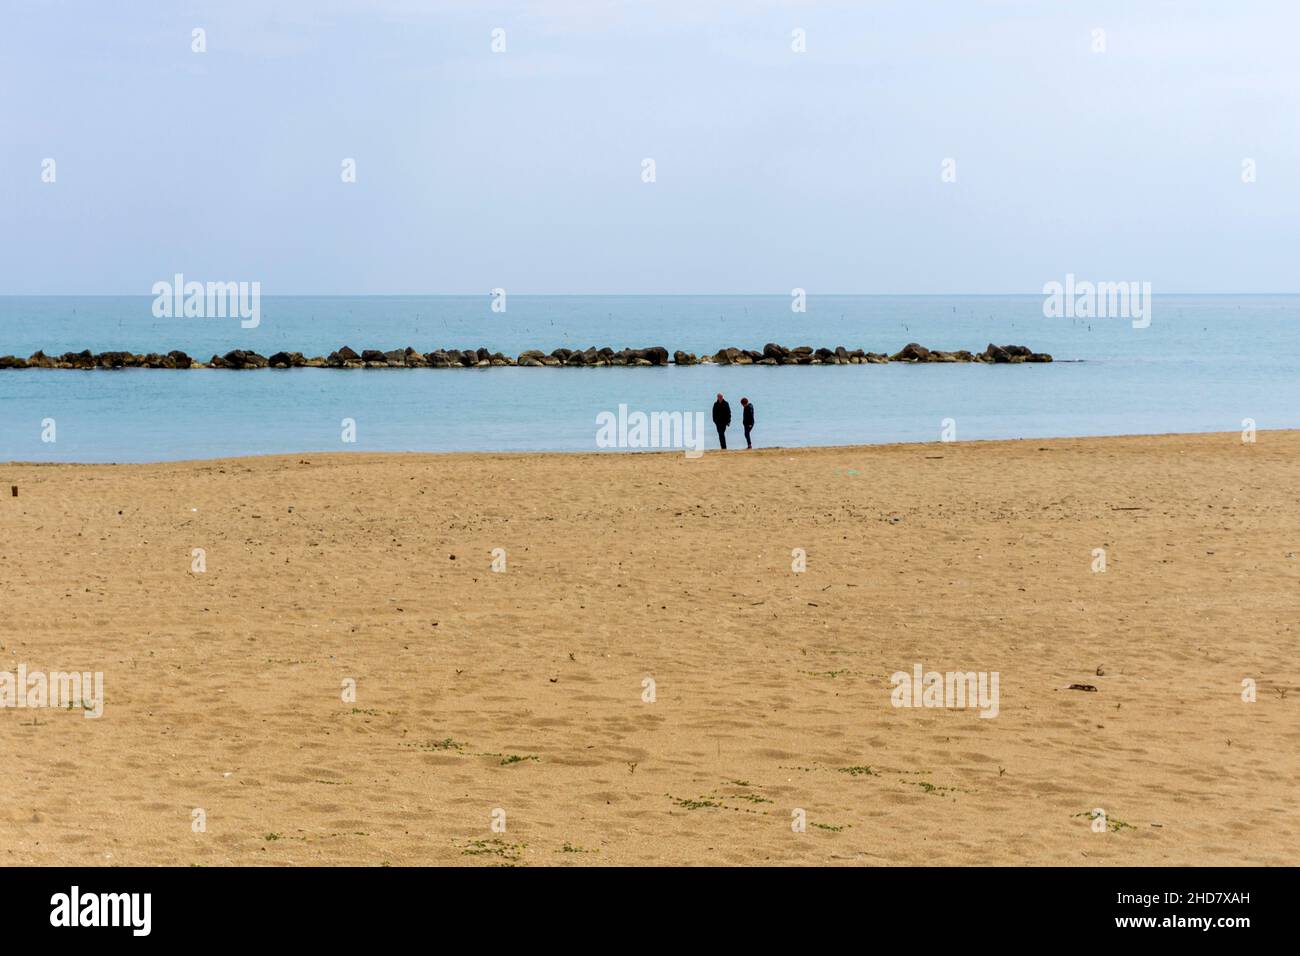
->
[0,295,1296,462]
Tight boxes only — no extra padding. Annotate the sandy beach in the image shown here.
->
[1,431,1295,866]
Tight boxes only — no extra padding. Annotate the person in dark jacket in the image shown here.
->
[740,397,754,449]
[712,393,731,449]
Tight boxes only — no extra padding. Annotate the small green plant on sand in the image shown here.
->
[838,765,879,777]
[462,838,525,862]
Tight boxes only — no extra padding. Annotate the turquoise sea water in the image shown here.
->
[0,295,1296,462]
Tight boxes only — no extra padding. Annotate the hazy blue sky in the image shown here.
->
[2,0,1296,293]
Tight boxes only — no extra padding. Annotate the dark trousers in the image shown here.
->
[716,424,727,449]
[744,425,752,448]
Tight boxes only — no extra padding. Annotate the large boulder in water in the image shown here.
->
[624,346,668,366]
[97,351,131,368]
[890,342,931,362]
[221,349,268,369]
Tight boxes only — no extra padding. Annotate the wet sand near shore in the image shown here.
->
[1,431,1296,865]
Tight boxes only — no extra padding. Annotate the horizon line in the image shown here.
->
[2,291,1298,298]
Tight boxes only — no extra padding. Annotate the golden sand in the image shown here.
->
[1,431,1296,865]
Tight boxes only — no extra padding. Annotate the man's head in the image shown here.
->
[716,393,724,402]
[740,397,748,406]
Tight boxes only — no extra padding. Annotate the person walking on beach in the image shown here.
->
[712,393,731,449]
[740,397,754,449]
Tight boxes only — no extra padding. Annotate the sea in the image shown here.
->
[0,295,1296,462]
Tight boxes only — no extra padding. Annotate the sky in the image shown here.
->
[1,0,1297,294]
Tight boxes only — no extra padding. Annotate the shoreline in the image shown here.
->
[5,428,1293,468]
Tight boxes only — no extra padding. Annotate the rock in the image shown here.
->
[10,341,1055,371]
[266,351,307,369]
[890,342,931,362]
[221,349,268,369]
[980,343,1041,364]
[58,350,96,369]
[97,351,131,368]
[626,346,668,366]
